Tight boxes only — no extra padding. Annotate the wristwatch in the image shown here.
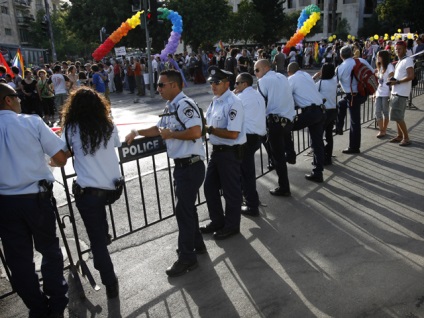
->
[207,126,214,135]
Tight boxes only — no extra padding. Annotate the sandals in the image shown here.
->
[389,136,402,143]
[399,139,411,147]
[376,132,386,139]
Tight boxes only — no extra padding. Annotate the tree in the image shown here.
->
[358,13,383,39]
[251,0,286,45]
[167,0,231,51]
[223,0,264,45]
[334,18,350,40]
[376,0,424,34]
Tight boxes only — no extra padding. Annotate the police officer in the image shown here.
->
[234,72,266,216]
[0,83,69,318]
[335,45,372,153]
[61,87,120,298]
[200,66,246,239]
[288,62,326,183]
[125,69,206,277]
[254,59,296,196]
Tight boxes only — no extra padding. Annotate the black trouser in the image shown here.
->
[267,120,293,192]
[204,149,242,230]
[114,74,123,92]
[127,75,136,93]
[292,106,326,176]
[323,108,337,160]
[241,134,262,208]
[173,160,205,262]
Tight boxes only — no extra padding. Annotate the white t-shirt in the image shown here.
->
[375,63,394,97]
[392,56,414,97]
[51,73,68,94]
[288,71,323,107]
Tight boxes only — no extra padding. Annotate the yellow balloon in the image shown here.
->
[407,33,413,39]
[374,34,379,40]
[384,33,388,37]
[328,36,333,42]
[397,29,401,33]
[352,36,355,41]
[391,36,395,40]
[347,35,351,39]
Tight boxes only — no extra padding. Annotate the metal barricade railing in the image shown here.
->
[1,74,422,298]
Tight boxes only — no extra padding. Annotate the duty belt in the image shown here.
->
[212,144,242,152]
[174,155,201,168]
[0,191,51,200]
[266,114,291,124]
[301,104,326,112]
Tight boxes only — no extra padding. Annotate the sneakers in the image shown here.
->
[166,260,198,277]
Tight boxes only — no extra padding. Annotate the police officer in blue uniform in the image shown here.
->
[126,69,206,277]
[288,62,326,183]
[234,72,266,216]
[61,87,121,299]
[0,83,69,318]
[200,66,246,240]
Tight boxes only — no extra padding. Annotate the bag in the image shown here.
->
[105,177,125,205]
[351,58,379,96]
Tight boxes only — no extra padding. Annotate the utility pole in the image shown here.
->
[43,0,57,62]
[143,0,155,98]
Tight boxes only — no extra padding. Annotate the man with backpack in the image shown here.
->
[125,69,206,277]
[335,45,374,154]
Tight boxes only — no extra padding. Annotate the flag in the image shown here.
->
[0,53,13,78]
[218,40,225,51]
[314,42,319,63]
[12,48,25,75]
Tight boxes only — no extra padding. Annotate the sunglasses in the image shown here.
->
[209,80,224,85]
[157,81,174,88]
[3,93,19,100]
[254,69,260,73]
[235,81,244,86]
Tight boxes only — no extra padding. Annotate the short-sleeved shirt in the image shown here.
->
[48,73,69,95]
[237,86,266,136]
[257,70,296,120]
[0,111,65,195]
[206,89,246,146]
[92,72,105,93]
[336,57,373,93]
[62,124,121,190]
[392,56,414,97]
[238,56,249,72]
[375,63,395,97]
[288,71,323,108]
[157,92,206,159]
[316,78,338,109]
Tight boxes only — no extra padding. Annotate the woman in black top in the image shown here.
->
[20,70,41,116]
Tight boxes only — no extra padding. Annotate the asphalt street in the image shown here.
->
[1,80,424,318]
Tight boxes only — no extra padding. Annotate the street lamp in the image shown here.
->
[100,27,106,43]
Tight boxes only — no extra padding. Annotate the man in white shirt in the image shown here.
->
[387,41,415,146]
[288,62,326,183]
[234,72,266,216]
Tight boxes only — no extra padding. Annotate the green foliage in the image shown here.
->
[358,13,383,39]
[223,0,264,44]
[376,0,424,33]
[251,0,286,45]
[334,18,350,40]
[167,0,231,51]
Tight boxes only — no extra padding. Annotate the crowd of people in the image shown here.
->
[0,32,420,317]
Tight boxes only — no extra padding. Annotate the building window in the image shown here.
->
[299,0,309,6]
[287,0,294,9]
[5,28,12,36]
[343,0,357,4]
[317,0,324,10]
[1,6,8,14]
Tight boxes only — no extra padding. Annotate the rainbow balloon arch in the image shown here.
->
[283,4,321,55]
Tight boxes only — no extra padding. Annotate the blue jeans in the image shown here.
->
[0,195,68,318]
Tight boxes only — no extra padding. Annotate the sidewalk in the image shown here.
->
[1,95,424,318]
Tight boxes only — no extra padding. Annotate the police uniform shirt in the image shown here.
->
[316,78,338,109]
[237,86,266,136]
[288,71,323,108]
[206,89,246,146]
[0,111,66,195]
[392,56,414,97]
[157,92,206,160]
[336,57,373,93]
[62,124,121,190]
[257,70,296,120]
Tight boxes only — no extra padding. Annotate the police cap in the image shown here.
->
[207,66,233,82]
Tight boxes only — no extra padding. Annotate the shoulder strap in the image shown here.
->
[256,81,268,107]
[318,80,322,92]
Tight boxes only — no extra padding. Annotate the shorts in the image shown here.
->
[389,95,407,122]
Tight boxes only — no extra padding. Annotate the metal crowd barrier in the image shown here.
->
[1,66,423,299]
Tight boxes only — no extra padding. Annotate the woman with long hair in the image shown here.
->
[374,50,394,138]
[60,87,121,299]
[20,70,41,116]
